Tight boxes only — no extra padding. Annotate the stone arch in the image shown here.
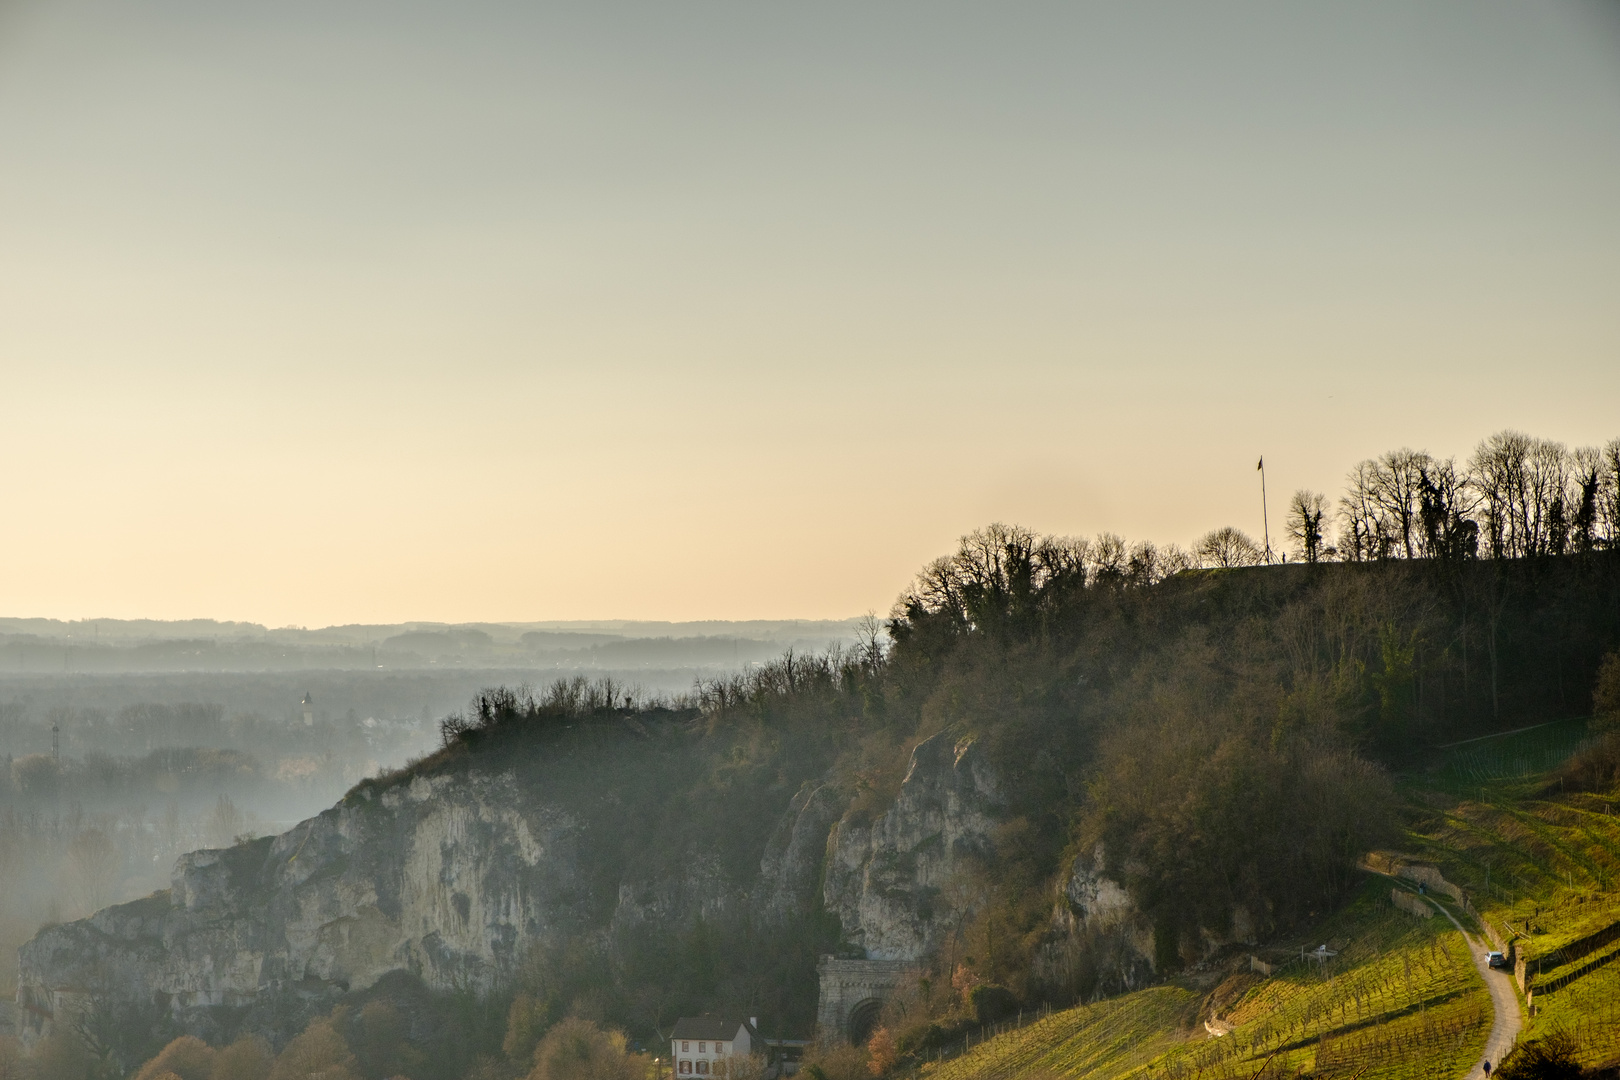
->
[846,998,884,1046]
[815,957,919,1042]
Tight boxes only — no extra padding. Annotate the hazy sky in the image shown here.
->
[2,1,1618,626]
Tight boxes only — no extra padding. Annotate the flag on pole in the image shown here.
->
[1257,457,1263,471]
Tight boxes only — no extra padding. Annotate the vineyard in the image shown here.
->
[1400,764,1620,1069]
[918,880,1491,1080]
[918,986,1197,1080]
[907,723,1620,1080]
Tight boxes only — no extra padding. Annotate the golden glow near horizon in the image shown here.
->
[2,2,1618,626]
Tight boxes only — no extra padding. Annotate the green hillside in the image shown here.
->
[921,879,1491,1080]
[913,727,1620,1080]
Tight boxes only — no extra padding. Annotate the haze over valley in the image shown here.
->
[4,4,1620,1080]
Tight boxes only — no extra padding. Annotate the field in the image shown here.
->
[918,723,1620,1080]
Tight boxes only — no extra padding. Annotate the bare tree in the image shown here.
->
[1337,450,1436,559]
[1598,439,1620,550]
[1416,457,1476,562]
[1338,459,1385,561]
[1527,436,1572,555]
[1467,430,1575,558]
[1195,527,1263,568]
[207,794,246,849]
[854,611,887,670]
[1372,449,1432,558]
[1286,490,1328,563]
[1469,429,1529,558]
[67,827,119,915]
[1156,543,1198,577]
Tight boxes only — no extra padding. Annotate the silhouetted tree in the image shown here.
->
[1195,527,1262,568]
[1286,490,1327,563]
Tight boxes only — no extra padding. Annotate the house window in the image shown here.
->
[698,1044,706,1053]
[696,1063,709,1075]
[682,1043,690,1053]
[716,1043,726,1055]
[679,1064,691,1075]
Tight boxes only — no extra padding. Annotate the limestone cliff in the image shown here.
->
[15,723,1132,1052]
[822,733,1003,961]
[758,780,846,924]
[1034,846,1155,995]
[18,769,584,1047]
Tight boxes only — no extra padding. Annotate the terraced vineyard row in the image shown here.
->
[1407,788,1620,1069]
[919,987,1196,1080]
[1152,888,1488,1080]
[917,880,1490,1080]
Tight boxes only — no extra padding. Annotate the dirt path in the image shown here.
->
[1424,897,1522,1080]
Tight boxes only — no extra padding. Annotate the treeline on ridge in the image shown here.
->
[395,429,1620,1050]
[35,428,1615,1080]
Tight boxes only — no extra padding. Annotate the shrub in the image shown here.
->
[133,1038,215,1080]
[1558,733,1620,793]
[210,1037,274,1080]
[1594,650,1620,732]
[800,1043,868,1080]
[526,1017,638,1080]
[1493,1030,1581,1080]
[968,985,1018,1026]
[267,1014,358,1080]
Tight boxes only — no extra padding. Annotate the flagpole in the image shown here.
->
[1259,456,1271,564]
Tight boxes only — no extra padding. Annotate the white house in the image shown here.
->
[670,1017,756,1077]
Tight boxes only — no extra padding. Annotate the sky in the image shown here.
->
[1,1,1618,626]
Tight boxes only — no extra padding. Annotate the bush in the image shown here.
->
[133,1038,215,1080]
[210,1037,273,1080]
[1559,733,1620,793]
[1493,1030,1581,1080]
[526,1017,638,1080]
[1594,650,1620,732]
[967,984,1018,1026]
[799,1043,869,1080]
[266,1014,358,1080]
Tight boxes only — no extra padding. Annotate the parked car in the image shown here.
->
[1487,951,1508,969]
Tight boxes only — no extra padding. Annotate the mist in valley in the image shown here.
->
[5,1,1620,1077]
[0,618,865,1007]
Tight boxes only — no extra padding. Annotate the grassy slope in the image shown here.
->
[923,881,1487,1080]
[922,725,1620,1080]
[1401,725,1620,1071]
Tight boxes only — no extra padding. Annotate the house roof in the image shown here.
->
[671,1018,753,1041]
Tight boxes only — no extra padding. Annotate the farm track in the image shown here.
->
[1423,895,1521,1080]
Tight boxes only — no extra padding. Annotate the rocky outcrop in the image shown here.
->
[16,724,1158,1051]
[1061,847,1136,931]
[759,780,845,923]
[1034,846,1155,995]
[15,753,865,1051]
[17,769,586,1047]
[822,733,1003,960]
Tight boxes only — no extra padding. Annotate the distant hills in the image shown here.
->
[0,617,868,673]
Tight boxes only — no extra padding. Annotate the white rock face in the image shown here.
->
[16,726,1163,1052]
[822,733,1004,960]
[16,769,584,1047]
[1031,846,1156,995]
[1063,848,1135,928]
[759,781,846,924]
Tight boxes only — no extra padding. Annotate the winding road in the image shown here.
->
[1359,863,1522,1079]
[1423,896,1522,1080]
